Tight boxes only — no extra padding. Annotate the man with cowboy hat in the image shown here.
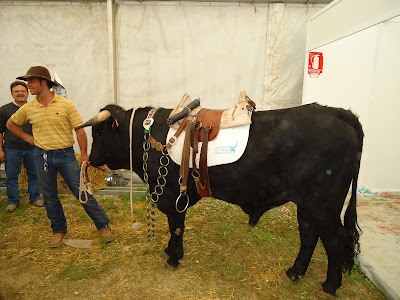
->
[7,66,113,247]
[0,80,43,212]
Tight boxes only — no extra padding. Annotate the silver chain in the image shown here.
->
[143,133,170,241]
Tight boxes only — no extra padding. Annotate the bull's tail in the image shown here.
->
[339,109,364,273]
[343,158,362,273]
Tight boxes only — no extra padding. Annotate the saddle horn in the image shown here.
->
[75,110,111,129]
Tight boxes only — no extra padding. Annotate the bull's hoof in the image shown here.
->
[248,220,257,227]
[286,268,300,282]
[164,263,177,270]
[167,257,180,268]
[286,267,306,282]
[322,281,339,296]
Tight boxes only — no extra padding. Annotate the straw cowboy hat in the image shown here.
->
[17,66,58,86]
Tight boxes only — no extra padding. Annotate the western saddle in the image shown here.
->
[166,91,256,199]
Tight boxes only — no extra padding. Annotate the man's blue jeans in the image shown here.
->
[4,148,40,205]
[34,146,109,234]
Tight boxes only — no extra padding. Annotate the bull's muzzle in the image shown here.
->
[75,110,111,129]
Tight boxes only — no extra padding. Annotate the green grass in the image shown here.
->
[0,191,384,300]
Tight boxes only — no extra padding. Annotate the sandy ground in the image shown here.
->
[356,193,400,300]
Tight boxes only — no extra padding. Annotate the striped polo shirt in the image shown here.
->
[11,92,83,151]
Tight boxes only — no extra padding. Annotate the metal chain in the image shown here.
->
[143,133,170,241]
[143,135,155,241]
[147,198,156,242]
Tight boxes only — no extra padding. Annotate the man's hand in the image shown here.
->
[25,135,35,146]
[0,150,5,163]
[80,152,90,165]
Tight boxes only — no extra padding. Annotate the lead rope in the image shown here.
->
[129,108,141,230]
[79,161,91,204]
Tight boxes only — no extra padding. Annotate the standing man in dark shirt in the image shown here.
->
[0,81,43,212]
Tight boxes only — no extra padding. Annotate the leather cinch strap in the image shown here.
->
[179,121,194,193]
[174,108,222,198]
[196,126,212,197]
[179,119,212,198]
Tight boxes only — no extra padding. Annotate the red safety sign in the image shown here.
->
[308,52,323,78]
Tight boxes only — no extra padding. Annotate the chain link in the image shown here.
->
[143,133,170,241]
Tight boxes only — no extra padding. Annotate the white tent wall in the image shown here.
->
[264,3,324,109]
[117,2,270,109]
[0,1,326,153]
[117,2,324,110]
[0,1,112,153]
[302,0,400,193]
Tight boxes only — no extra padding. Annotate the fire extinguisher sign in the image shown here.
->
[308,52,323,78]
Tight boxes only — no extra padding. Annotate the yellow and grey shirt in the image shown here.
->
[11,92,83,150]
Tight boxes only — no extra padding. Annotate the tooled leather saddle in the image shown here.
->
[167,91,256,198]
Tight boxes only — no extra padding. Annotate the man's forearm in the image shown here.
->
[6,119,34,145]
[75,128,88,156]
[0,133,4,162]
[0,133,4,151]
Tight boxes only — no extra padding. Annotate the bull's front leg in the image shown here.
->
[164,213,186,268]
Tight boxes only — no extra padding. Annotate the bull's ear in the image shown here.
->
[75,110,111,129]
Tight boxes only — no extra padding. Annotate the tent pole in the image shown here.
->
[107,0,119,105]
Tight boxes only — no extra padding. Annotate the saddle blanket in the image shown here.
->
[166,124,250,167]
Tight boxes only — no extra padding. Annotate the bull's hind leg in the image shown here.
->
[319,218,345,295]
[286,207,319,281]
[164,213,186,268]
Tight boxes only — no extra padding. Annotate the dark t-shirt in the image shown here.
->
[0,102,34,149]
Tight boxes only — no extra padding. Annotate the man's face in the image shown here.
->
[27,78,45,95]
[11,84,29,104]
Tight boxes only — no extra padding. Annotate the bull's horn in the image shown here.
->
[75,110,111,129]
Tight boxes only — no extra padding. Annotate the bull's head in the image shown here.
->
[79,105,131,170]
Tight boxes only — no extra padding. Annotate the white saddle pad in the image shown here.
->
[166,124,250,167]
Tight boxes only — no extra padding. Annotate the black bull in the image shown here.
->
[83,103,363,295]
